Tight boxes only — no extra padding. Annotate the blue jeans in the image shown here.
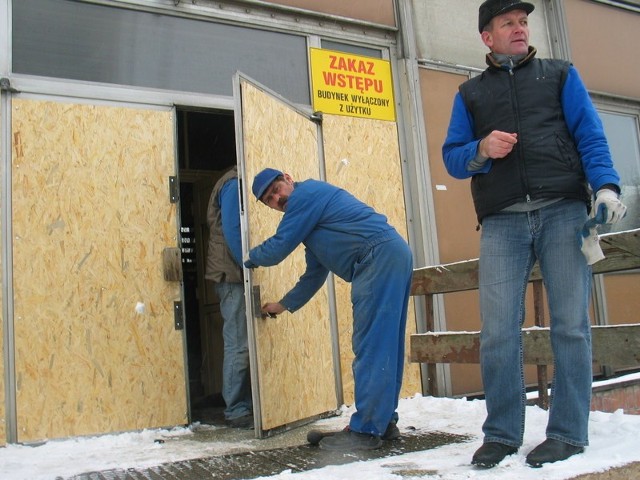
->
[479,199,592,448]
[215,282,252,420]
[348,232,413,436]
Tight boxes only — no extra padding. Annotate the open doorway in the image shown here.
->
[176,108,239,424]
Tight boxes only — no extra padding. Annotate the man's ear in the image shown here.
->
[481,30,493,49]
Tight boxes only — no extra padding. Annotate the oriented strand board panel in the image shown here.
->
[11,99,186,442]
[240,80,336,431]
[322,114,422,402]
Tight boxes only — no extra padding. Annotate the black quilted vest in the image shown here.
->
[459,51,590,222]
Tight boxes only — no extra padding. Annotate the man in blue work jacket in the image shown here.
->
[244,168,413,451]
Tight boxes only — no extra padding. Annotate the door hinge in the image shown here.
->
[252,285,263,318]
[0,78,19,93]
[169,176,178,204]
[173,301,184,330]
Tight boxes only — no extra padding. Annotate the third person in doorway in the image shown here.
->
[442,0,627,470]
[244,168,413,451]
[206,166,253,429]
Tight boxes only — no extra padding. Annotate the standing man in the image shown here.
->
[442,0,627,469]
[205,166,253,429]
[244,168,413,451]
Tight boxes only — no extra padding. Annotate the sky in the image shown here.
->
[1,372,639,480]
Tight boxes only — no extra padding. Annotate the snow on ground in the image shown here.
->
[2,373,640,480]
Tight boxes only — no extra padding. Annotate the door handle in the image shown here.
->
[252,285,276,319]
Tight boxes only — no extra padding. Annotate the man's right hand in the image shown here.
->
[261,302,286,318]
[479,131,518,159]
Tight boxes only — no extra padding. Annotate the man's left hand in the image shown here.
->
[595,189,627,224]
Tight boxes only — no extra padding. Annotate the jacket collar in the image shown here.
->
[486,46,537,70]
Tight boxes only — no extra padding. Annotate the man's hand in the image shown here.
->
[595,189,627,224]
[243,252,257,269]
[479,131,518,159]
[261,302,286,318]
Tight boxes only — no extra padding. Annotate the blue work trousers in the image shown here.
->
[479,199,592,448]
[348,233,413,437]
[215,282,252,420]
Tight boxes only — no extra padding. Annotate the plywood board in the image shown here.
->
[239,80,336,431]
[11,99,186,442]
[411,324,640,367]
[322,114,422,402]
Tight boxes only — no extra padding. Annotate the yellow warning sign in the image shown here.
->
[310,48,396,122]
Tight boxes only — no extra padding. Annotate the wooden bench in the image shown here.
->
[409,228,640,407]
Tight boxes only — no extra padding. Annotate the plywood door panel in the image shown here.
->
[11,99,186,442]
[237,78,336,432]
[322,114,422,402]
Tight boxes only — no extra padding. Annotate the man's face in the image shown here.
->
[482,9,530,56]
[260,174,294,212]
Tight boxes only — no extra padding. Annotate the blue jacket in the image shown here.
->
[246,179,395,312]
[442,52,620,222]
[218,179,243,266]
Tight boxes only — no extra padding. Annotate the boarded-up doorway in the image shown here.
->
[10,98,186,443]
[175,109,243,424]
[235,75,338,437]
[234,73,421,437]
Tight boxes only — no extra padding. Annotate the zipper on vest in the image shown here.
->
[507,56,531,201]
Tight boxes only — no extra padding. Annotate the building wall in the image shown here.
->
[565,0,640,335]
[266,0,396,27]
[0,0,414,443]
[410,0,552,68]
[565,0,640,98]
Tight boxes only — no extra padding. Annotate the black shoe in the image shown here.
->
[319,430,383,451]
[226,413,254,429]
[471,442,518,468]
[526,438,584,468]
[382,421,400,441]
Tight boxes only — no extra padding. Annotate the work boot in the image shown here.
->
[319,429,383,451]
[526,438,584,468]
[471,442,518,468]
[225,413,254,429]
[382,421,400,441]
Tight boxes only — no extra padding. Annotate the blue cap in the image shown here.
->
[252,168,283,201]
